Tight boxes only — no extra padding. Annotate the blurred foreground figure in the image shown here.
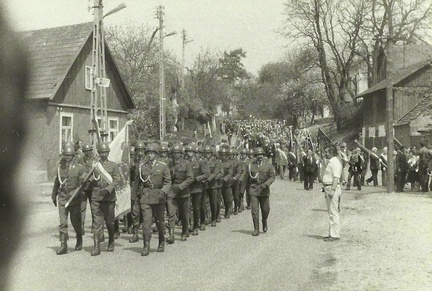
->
[0,5,30,291]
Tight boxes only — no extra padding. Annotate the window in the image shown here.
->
[59,112,73,152]
[85,66,92,90]
[108,117,119,142]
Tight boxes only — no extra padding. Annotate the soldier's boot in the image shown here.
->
[107,240,114,252]
[91,233,101,256]
[129,226,139,243]
[166,225,175,244]
[81,223,85,235]
[122,214,129,233]
[192,228,199,236]
[106,222,115,251]
[56,233,68,255]
[157,240,165,253]
[262,219,268,233]
[252,218,260,236]
[99,232,105,242]
[200,223,206,231]
[114,220,120,239]
[141,238,150,256]
[75,234,83,251]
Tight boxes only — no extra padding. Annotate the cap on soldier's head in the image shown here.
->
[82,143,93,152]
[145,143,159,154]
[62,145,75,156]
[97,142,110,153]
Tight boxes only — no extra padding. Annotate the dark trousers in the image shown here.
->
[216,188,222,219]
[347,171,361,189]
[200,190,208,225]
[366,169,379,186]
[279,165,286,179]
[288,166,297,181]
[130,197,141,227]
[90,200,115,241]
[58,204,81,236]
[395,171,407,192]
[207,188,219,223]
[239,181,246,209]
[190,192,202,229]
[245,184,251,208]
[419,167,429,192]
[166,197,177,229]
[173,197,190,235]
[303,171,315,190]
[250,195,270,229]
[221,187,233,218]
[140,203,165,242]
[232,182,240,212]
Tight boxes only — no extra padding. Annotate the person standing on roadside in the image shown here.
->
[321,145,343,242]
[380,147,388,187]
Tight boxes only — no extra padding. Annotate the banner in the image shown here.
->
[108,120,133,218]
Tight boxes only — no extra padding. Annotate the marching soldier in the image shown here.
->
[248,147,276,236]
[245,148,255,210]
[185,144,210,235]
[51,145,85,255]
[167,144,194,242]
[90,142,120,256]
[238,147,249,212]
[76,143,99,235]
[220,147,234,219]
[128,140,146,243]
[204,146,223,226]
[133,143,171,256]
[230,148,242,215]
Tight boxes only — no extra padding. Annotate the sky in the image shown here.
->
[3,0,291,75]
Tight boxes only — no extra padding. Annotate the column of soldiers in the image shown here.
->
[51,140,276,257]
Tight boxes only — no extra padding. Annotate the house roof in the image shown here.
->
[395,94,432,126]
[355,59,432,99]
[21,22,93,100]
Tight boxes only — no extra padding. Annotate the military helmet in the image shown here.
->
[62,145,75,156]
[240,147,249,155]
[203,146,212,153]
[254,147,265,156]
[159,144,169,152]
[219,147,228,155]
[171,144,184,153]
[82,143,93,152]
[63,141,75,149]
[229,148,238,155]
[145,143,159,153]
[185,144,196,152]
[196,146,203,153]
[135,140,146,150]
[97,142,110,153]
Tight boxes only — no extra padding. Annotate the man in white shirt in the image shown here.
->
[321,145,343,241]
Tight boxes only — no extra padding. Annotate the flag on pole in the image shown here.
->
[108,120,133,218]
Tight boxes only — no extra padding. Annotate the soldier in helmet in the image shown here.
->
[203,146,222,226]
[89,142,121,256]
[77,143,99,235]
[167,144,194,242]
[51,144,85,255]
[219,147,234,219]
[248,147,276,236]
[245,148,255,210]
[238,147,249,212]
[185,144,210,235]
[133,143,171,256]
[230,148,243,215]
[128,140,146,244]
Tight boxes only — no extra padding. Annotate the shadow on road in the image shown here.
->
[304,234,325,240]
[231,229,254,235]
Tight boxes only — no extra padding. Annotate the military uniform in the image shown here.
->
[230,149,242,215]
[418,144,431,192]
[167,145,194,241]
[133,145,171,255]
[90,143,121,256]
[206,150,223,226]
[220,149,234,219]
[248,148,276,236]
[51,150,85,255]
[238,148,249,212]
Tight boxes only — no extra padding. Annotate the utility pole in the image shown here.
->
[90,0,108,143]
[157,5,165,141]
[386,6,395,193]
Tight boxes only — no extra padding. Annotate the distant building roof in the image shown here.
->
[21,22,93,100]
[395,94,432,126]
[355,59,432,99]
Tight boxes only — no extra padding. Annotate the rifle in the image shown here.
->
[354,140,387,169]
[65,162,98,208]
